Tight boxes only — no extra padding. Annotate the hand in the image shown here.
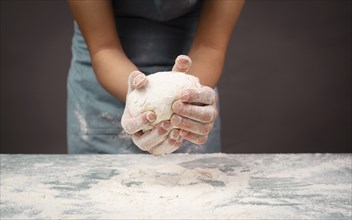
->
[134,123,183,156]
[121,70,183,155]
[171,56,218,145]
[121,70,156,134]
[142,55,195,155]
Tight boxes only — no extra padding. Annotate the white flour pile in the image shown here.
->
[86,163,250,219]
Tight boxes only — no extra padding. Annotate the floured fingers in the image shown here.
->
[121,111,156,135]
[172,55,192,73]
[180,130,208,145]
[132,121,172,151]
[172,100,218,123]
[128,70,148,93]
[180,86,216,105]
[148,129,183,156]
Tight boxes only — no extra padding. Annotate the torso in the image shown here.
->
[67,0,221,154]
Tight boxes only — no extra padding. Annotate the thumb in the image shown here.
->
[172,55,192,73]
[127,70,148,94]
[121,111,156,135]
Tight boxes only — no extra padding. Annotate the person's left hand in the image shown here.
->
[132,55,218,154]
[124,55,218,155]
[170,55,218,145]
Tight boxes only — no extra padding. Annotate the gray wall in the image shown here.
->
[1,0,351,154]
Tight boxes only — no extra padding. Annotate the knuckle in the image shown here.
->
[132,138,147,151]
[182,119,192,130]
[147,145,157,154]
[149,150,162,156]
[171,114,184,128]
[171,114,178,125]
[160,121,171,131]
[182,106,192,118]
[198,123,211,135]
[180,130,189,137]
[138,144,148,151]
[203,111,213,122]
[168,138,177,146]
[203,86,216,103]
[170,115,176,124]
[206,92,214,104]
[170,129,180,140]
[197,135,208,144]
[157,126,168,135]
[205,123,213,134]
[177,135,183,142]
[214,109,219,119]
[181,89,194,101]
[123,124,133,134]
[188,92,196,102]
[205,108,217,122]
[199,126,208,135]
[140,118,149,128]
[195,89,201,100]
[174,140,183,148]
[173,101,185,115]
[121,119,127,130]
[169,130,176,139]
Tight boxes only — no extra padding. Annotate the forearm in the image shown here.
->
[68,0,135,102]
[92,47,137,101]
[188,0,245,88]
[188,46,225,88]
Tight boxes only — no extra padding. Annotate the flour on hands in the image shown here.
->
[124,71,201,132]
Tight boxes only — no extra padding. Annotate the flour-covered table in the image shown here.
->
[0,154,351,219]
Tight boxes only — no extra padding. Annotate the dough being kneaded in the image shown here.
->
[125,71,201,131]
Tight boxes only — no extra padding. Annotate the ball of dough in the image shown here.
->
[126,71,201,131]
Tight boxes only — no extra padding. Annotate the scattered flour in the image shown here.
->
[86,163,250,219]
[1,154,351,219]
[74,110,88,140]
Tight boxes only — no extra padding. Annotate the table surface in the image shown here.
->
[1,153,351,219]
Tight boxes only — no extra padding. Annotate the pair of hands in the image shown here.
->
[121,55,218,155]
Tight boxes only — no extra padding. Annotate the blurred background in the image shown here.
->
[1,0,351,153]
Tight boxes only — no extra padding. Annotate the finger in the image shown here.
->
[172,100,218,123]
[180,131,208,145]
[171,114,213,135]
[148,130,183,156]
[169,129,183,142]
[132,121,172,151]
[180,86,216,105]
[121,111,156,134]
[148,139,182,156]
[128,70,147,93]
[171,55,192,73]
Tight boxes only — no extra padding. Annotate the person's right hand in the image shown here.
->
[121,70,155,134]
[121,71,183,155]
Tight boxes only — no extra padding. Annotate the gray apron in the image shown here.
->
[67,0,221,154]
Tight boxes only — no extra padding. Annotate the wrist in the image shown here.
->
[91,48,138,101]
[188,46,225,88]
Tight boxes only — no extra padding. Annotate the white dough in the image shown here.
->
[126,71,201,131]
